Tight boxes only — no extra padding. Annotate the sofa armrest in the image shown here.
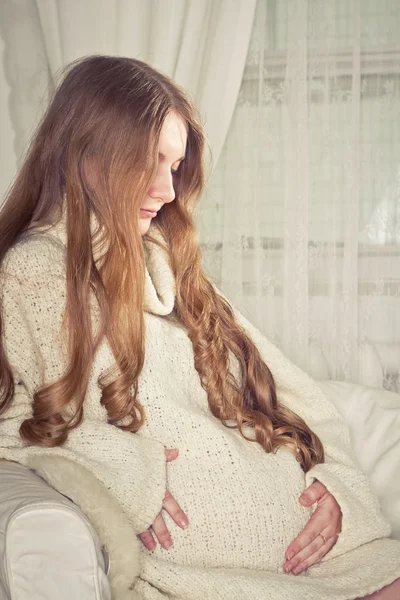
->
[0,461,111,600]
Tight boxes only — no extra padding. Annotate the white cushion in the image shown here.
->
[318,380,400,541]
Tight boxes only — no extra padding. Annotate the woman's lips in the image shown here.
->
[140,208,157,218]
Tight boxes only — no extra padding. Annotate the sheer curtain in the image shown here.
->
[198,0,400,391]
[0,0,256,197]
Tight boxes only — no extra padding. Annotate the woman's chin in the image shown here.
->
[138,217,151,236]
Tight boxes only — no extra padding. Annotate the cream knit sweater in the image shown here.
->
[0,220,399,600]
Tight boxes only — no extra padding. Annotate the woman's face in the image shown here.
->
[139,111,187,235]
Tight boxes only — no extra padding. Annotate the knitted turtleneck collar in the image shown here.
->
[37,214,175,317]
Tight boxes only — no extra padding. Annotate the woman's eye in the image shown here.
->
[171,160,184,175]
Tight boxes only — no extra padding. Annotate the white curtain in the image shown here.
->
[0,0,256,198]
[198,0,400,392]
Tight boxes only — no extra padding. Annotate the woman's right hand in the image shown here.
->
[138,448,188,551]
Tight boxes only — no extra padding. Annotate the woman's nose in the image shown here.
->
[149,170,175,204]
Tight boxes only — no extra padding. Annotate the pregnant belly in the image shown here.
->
[146,442,312,572]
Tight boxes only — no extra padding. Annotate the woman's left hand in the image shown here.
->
[283,480,342,575]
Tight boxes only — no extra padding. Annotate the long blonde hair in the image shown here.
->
[0,55,324,471]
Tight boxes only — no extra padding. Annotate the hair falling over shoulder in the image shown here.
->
[0,55,323,471]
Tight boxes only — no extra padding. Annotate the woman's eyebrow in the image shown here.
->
[159,152,185,162]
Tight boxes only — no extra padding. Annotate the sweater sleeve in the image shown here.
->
[0,240,167,533]
[233,307,391,560]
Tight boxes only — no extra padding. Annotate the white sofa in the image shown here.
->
[0,381,399,600]
[0,461,111,600]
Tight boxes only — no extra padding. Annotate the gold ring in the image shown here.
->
[319,533,327,544]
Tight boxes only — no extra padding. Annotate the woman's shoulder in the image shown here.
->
[1,228,66,286]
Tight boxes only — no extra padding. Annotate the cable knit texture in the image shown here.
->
[0,220,399,600]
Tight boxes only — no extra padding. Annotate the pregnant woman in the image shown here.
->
[0,55,399,600]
